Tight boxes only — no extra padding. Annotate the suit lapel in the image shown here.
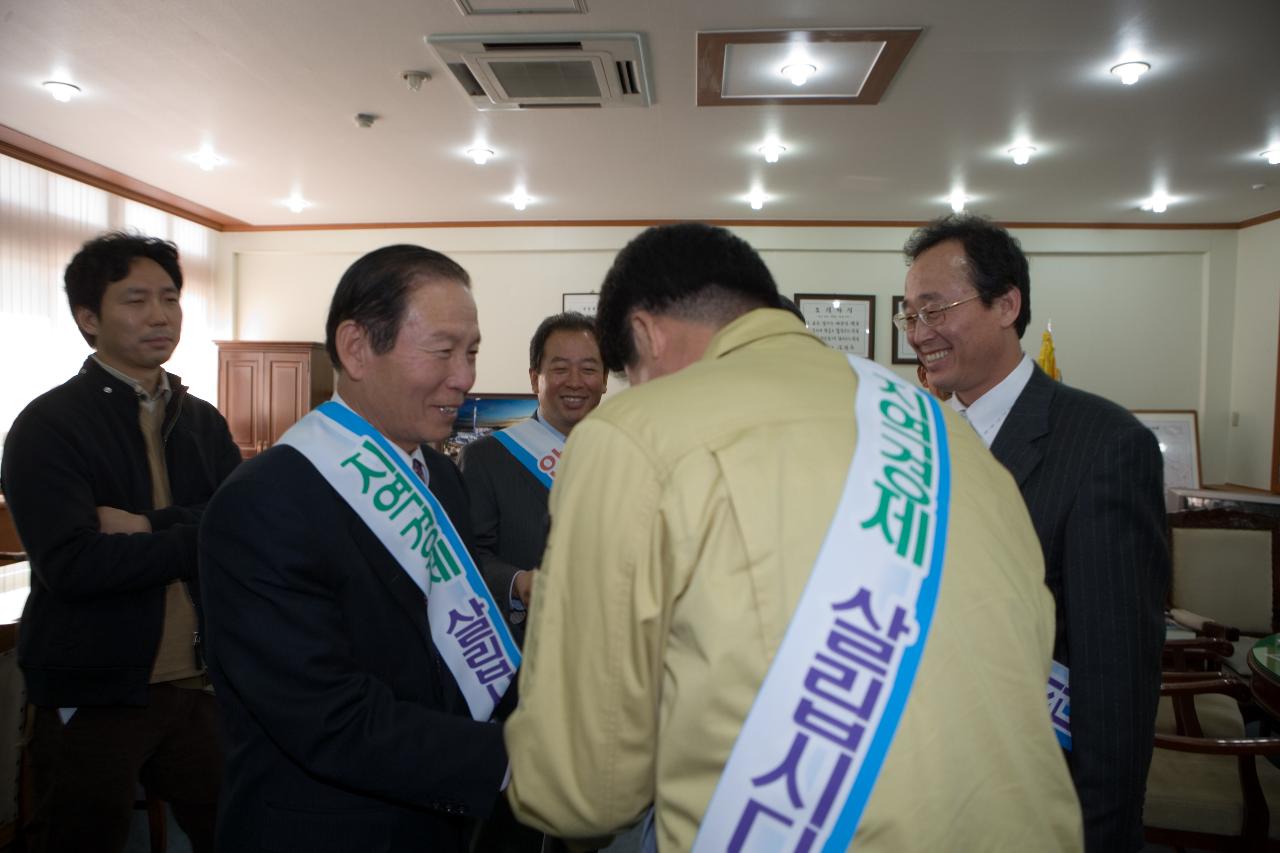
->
[989,364,1054,487]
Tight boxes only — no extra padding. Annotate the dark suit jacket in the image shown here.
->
[458,428,552,647]
[990,365,1169,853]
[199,444,507,853]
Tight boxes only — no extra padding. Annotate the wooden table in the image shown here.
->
[1247,634,1280,719]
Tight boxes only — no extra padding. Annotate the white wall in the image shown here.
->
[216,222,1267,486]
[1229,218,1280,488]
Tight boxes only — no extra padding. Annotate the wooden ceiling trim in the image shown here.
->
[0,123,246,232]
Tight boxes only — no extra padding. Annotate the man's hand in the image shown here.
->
[97,506,152,535]
[514,568,536,608]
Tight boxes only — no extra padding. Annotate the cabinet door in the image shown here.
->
[218,350,264,457]
[264,351,312,446]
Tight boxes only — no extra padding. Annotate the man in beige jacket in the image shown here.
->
[505,223,1083,851]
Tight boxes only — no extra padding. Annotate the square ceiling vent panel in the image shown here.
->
[428,32,652,110]
[697,28,921,106]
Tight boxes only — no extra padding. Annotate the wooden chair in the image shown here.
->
[1158,635,1250,739]
[1145,677,1280,850]
[1167,509,1280,642]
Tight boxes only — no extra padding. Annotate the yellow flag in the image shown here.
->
[1037,323,1062,381]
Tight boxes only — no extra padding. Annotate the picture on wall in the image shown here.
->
[890,295,918,364]
[443,393,538,462]
[794,293,876,359]
[562,292,599,318]
[1131,409,1202,490]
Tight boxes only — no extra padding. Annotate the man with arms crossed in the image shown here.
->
[504,223,1082,851]
[199,245,518,853]
[460,311,606,644]
[899,213,1168,852]
[2,232,239,853]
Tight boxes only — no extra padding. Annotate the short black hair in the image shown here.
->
[529,312,598,372]
[595,223,780,372]
[64,231,183,345]
[902,213,1032,337]
[324,244,471,372]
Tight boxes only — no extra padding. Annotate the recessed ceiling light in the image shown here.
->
[467,146,495,165]
[188,146,225,171]
[280,194,313,213]
[510,190,532,211]
[1140,192,1171,213]
[747,188,767,210]
[1109,61,1150,85]
[1263,148,1280,166]
[948,189,969,213]
[42,80,81,102]
[757,142,786,164]
[1007,145,1037,166]
[780,63,817,87]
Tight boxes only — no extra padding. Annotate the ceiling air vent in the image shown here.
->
[427,32,652,110]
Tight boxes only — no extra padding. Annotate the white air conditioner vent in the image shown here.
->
[427,32,652,110]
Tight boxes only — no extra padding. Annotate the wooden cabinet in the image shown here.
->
[216,342,334,458]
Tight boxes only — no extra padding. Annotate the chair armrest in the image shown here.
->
[1169,608,1242,642]
[1153,733,1280,756]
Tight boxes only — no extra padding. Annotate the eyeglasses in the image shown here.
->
[892,295,981,333]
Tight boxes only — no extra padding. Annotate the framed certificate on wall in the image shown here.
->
[562,292,599,317]
[1132,409,1202,490]
[890,295,918,364]
[794,293,876,359]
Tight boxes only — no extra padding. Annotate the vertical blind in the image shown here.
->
[0,153,219,454]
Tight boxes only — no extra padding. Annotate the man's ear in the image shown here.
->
[528,367,541,396]
[335,320,371,381]
[995,287,1022,330]
[629,309,664,363]
[73,306,100,342]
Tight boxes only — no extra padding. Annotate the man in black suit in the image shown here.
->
[460,312,606,645]
[900,214,1169,852]
[199,245,516,853]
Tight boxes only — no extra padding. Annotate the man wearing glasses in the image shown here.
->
[898,214,1168,853]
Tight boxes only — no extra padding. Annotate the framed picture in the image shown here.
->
[562,292,599,318]
[890,295,918,364]
[1132,409,1202,490]
[443,393,538,462]
[794,293,876,359]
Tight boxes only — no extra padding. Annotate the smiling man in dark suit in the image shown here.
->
[460,312,606,645]
[899,214,1169,853]
[199,245,518,853]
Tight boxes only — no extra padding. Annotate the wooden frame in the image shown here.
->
[1133,409,1202,490]
[890,295,917,364]
[696,29,921,107]
[561,292,599,318]
[795,293,875,359]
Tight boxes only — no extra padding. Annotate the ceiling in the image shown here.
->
[2,0,1278,228]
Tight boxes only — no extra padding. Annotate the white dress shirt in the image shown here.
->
[948,353,1035,449]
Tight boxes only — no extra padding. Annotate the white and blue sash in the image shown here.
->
[278,401,520,722]
[492,416,564,490]
[1048,660,1071,750]
[693,356,952,852]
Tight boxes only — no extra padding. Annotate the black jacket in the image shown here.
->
[1,357,240,707]
[991,365,1169,853]
[200,444,507,853]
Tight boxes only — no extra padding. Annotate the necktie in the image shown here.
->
[411,457,427,483]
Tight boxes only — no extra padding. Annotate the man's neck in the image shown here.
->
[94,353,163,396]
[335,378,418,455]
[955,348,1024,408]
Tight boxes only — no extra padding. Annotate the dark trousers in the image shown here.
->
[26,684,222,853]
